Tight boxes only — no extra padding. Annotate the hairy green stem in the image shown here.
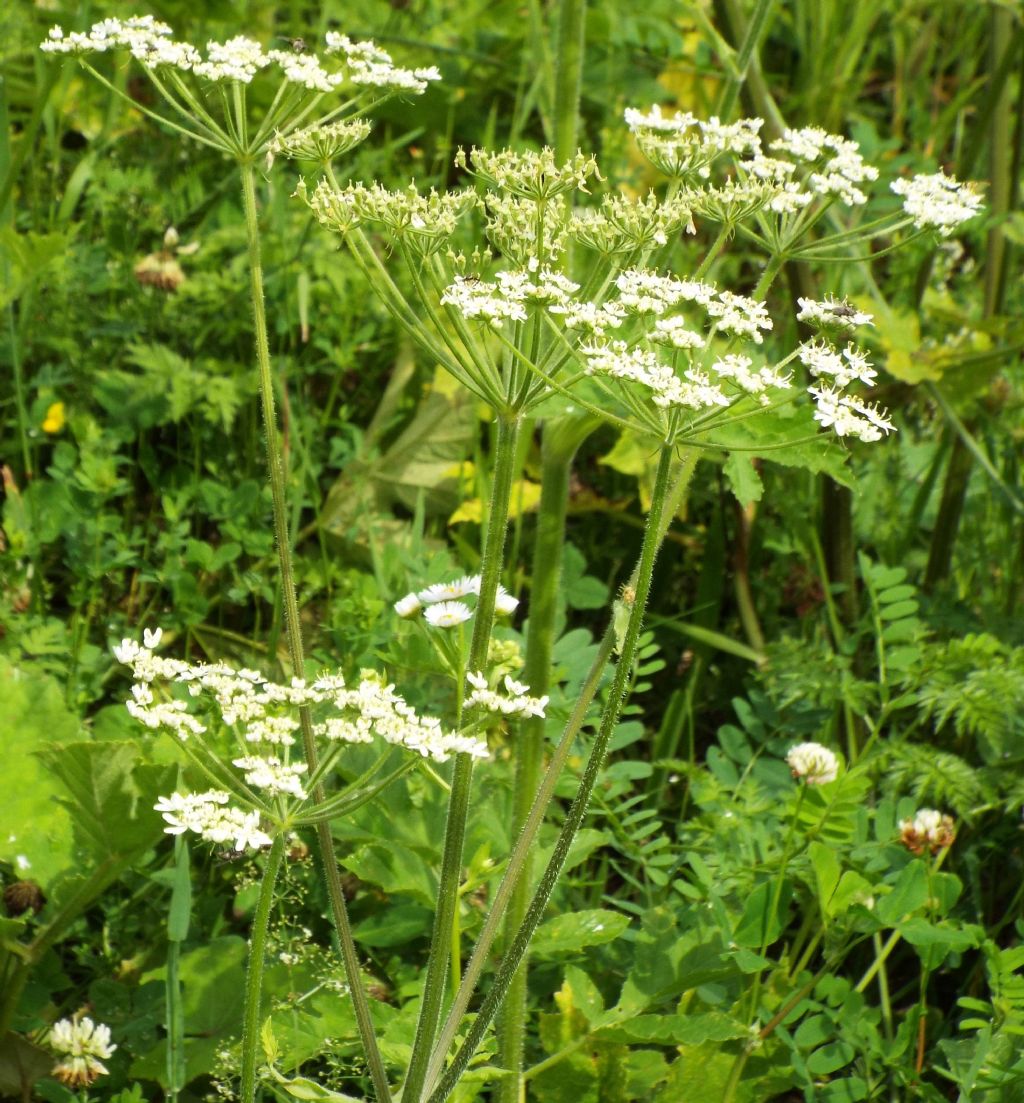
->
[240,159,392,1103]
[715,0,780,122]
[403,413,524,1103]
[240,836,286,1103]
[496,415,596,1103]
[426,444,676,1103]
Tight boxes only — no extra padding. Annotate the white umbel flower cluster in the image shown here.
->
[770,127,880,206]
[115,629,485,805]
[41,18,440,94]
[797,296,874,330]
[786,742,840,785]
[799,339,878,388]
[394,574,520,627]
[891,171,983,236]
[155,791,272,851]
[47,1016,116,1088]
[808,385,893,442]
[465,672,548,718]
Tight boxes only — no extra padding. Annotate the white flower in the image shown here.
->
[799,339,877,387]
[418,575,480,603]
[47,1016,117,1088]
[786,742,840,785]
[423,600,473,628]
[394,592,422,617]
[232,755,309,799]
[796,296,873,329]
[155,791,272,851]
[809,385,893,442]
[899,808,956,854]
[494,589,520,615]
[891,171,983,236]
[465,671,548,718]
[143,626,163,648]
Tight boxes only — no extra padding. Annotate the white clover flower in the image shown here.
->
[424,600,474,628]
[394,592,422,617]
[786,742,840,785]
[891,171,983,236]
[797,296,873,329]
[899,808,956,854]
[47,1016,117,1088]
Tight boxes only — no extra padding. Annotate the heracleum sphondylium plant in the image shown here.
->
[41,15,441,1103]
[42,12,987,1101]
[296,108,981,1103]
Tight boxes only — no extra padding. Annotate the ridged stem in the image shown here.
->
[426,444,676,1103]
[239,836,286,1103]
[403,413,524,1103]
[496,415,596,1103]
[240,159,392,1103]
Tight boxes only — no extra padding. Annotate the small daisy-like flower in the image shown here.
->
[899,809,956,854]
[419,576,480,604]
[786,742,840,785]
[47,1015,117,1088]
[494,589,520,615]
[394,592,422,617]
[424,600,473,628]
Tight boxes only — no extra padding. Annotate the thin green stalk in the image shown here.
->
[716,0,780,121]
[240,836,286,1103]
[552,0,587,164]
[426,445,676,1103]
[166,837,191,1103]
[403,413,524,1103]
[496,415,596,1103]
[239,158,392,1103]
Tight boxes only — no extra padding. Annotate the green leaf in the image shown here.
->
[809,841,840,913]
[733,879,792,948]
[598,1012,747,1046]
[37,741,172,863]
[0,659,83,888]
[724,452,763,506]
[532,909,630,957]
[876,860,928,926]
[352,903,432,947]
[806,1040,855,1075]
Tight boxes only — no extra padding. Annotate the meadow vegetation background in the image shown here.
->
[1,1,1023,1101]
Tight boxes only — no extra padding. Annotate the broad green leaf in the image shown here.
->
[38,741,172,863]
[733,879,792,948]
[532,909,630,957]
[809,841,841,912]
[876,860,928,926]
[0,659,83,888]
[562,965,605,1025]
[829,871,876,918]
